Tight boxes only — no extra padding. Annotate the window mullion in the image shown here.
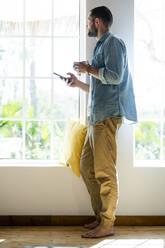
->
[50,0,54,160]
[160,0,164,161]
[22,0,26,160]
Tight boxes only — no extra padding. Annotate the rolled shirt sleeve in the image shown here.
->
[99,37,126,85]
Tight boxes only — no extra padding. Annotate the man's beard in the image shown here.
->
[88,25,98,37]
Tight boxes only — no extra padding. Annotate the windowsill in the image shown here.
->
[1,160,165,168]
[0,160,66,167]
[134,160,165,168]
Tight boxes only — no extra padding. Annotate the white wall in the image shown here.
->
[0,0,165,215]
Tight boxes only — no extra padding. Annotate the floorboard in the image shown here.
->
[0,226,165,248]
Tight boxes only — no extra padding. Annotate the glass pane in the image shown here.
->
[0,0,23,36]
[164,80,165,118]
[0,38,23,77]
[53,0,79,36]
[135,81,162,119]
[53,121,66,160]
[53,38,79,75]
[53,78,79,120]
[25,38,51,77]
[25,0,52,36]
[25,121,51,159]
[135,0,163,119]
[25,79,51,118]
[0,121,22,159]
[135,121,160,160]
[0,79,23,118]
[163,123,165,160]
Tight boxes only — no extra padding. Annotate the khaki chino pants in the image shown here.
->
[80,116,122,226]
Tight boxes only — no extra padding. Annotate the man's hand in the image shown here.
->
[73,61,89,74]
[66,72,79,87]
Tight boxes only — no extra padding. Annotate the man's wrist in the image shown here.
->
[86,64,100,79]
[76,80,82,87]
[86,64,91,75]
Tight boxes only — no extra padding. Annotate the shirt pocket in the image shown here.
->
[93,52,104,67]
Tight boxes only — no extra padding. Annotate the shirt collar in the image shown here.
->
[96,31,111,46]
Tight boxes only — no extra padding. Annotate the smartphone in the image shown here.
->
[53,72,71,83]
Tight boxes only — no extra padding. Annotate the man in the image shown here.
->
[67,6,137,238]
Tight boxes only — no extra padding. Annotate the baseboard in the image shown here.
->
[115,216,165,226]
[0,216,165,226]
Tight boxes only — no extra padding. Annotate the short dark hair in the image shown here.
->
[90,6,113,28]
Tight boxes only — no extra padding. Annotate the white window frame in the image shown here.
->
[0,0,87,166]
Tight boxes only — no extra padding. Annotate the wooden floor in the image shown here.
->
[0,226,165,248]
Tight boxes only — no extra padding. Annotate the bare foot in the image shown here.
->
[82,224,114,238]
[84,220,100,229]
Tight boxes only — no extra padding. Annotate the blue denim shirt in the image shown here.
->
[89,31,137,125]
